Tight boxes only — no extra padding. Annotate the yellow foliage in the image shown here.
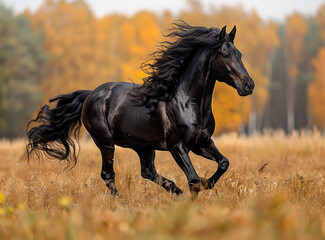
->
[285,13,308,81]
[213,83,250,133]
[309,48,325,128]
[317,5,325,41]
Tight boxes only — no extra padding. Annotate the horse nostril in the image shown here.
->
[244,82,250,91]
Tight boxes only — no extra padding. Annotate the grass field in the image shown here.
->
[0,131,324,239]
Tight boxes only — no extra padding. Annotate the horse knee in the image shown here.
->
[219,157,229,172]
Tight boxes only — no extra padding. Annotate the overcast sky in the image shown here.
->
[2,0,325,21]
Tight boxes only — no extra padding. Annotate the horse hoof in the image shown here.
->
[190,189,199,201]
[189,178,208,191]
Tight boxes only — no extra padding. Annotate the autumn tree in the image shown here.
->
[284,13,308,134]
[118,11,161,83]
[0,4,47,138]
[309,48,325,129]
[309,5,325,129]
[316,4,325,40]
[28,0,99,99]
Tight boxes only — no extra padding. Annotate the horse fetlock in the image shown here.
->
[172,186,184,195]
[206,178,215,189]
[162,181,183,195]
[104,180,117,196]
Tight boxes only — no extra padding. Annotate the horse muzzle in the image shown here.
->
[237,78,255,96]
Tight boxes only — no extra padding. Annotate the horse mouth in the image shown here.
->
[237,88,253,96]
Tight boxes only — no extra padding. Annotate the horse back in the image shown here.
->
[82,82,167,149]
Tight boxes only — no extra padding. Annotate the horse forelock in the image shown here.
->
[131,20,225,112]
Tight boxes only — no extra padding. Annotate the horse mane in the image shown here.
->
[131,20,224,113]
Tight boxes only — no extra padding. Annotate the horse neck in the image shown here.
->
[177,48,216,113]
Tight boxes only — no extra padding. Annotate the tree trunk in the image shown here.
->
[248,95,257,135]
[286,79,296,134]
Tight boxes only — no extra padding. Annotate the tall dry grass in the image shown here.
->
[0,131,324,239]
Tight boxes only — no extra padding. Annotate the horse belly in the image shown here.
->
[111,104,166,149]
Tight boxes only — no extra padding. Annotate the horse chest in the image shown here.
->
[171,114,210,146]
[180,112,214,148]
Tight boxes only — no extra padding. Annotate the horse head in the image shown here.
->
[212,26,255,96]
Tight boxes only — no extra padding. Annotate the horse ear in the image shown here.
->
[219,26,226,39]
[229,25,236,42]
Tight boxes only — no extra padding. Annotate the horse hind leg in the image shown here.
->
[99,145,117,196]
[136,149,183,195]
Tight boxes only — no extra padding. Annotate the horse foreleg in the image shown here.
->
[192,138,229,189]
[136,149,183,195]
[100,146,117,196]
[170,145,209,198]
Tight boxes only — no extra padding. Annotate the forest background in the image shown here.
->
[1,0,325,138]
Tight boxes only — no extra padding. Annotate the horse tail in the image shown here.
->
[26,90,92,168]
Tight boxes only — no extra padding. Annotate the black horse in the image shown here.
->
[27,22,254,197]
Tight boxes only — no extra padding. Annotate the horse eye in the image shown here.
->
[219,49,230,58]
[222,52,230,58]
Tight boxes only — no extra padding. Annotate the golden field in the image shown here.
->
[0,131,324,239]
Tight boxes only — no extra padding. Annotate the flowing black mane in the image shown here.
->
[132,21,225,111]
